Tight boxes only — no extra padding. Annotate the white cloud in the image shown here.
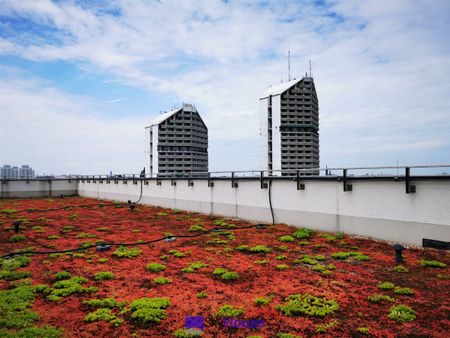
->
[0,0,449,172]
[0,69,147,175]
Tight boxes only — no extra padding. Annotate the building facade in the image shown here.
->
[145,103,208,177]
[1,165,35,179]
[260,76,319,176]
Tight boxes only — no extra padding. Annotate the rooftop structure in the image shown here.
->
[260,76,319,176]
[145,103,208,177]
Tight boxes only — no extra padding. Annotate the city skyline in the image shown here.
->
[1,1,449,175]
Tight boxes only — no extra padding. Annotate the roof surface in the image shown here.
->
[260,77,313,99]
[146,103,200,127]
[147,107,182,127]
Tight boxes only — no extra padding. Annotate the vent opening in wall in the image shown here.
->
[422,238,449,250]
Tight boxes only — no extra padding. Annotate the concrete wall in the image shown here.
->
[0,179,78,198]
[78,178,450,246]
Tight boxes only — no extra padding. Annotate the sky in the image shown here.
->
[0,0,449,176]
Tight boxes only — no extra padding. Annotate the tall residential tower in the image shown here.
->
[145,103,208,177]
[260,76,319,176]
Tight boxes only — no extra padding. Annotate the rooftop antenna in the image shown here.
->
[288,49,291,81]
[309,59,312,77]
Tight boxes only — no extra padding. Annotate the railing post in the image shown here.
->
[260,171,268,189]
[208,172,214,187]
[343,169,352,192]
[405,167,416,193]
[296,169,305,190]
[231,172,238,188]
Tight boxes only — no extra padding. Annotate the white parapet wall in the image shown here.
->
[0,179,78,198]
[77,178,450,247]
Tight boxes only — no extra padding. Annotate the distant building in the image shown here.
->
[145,103,208,177]
[1,164,35,179]
[259,76,319,176]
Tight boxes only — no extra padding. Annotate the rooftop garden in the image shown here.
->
[0,197,448,337]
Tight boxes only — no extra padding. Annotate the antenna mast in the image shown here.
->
[309,59,312,77]
[288,49,291,81]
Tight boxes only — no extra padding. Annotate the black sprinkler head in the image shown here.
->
[393,243,405,264]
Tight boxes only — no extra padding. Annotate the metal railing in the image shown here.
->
[2,164,450,181]
[66,164,450,180]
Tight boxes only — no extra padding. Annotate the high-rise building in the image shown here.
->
[145,103,208,177]
[259,76,319,176]
[1,164,35,179]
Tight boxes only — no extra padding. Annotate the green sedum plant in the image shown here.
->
[181,261,208,273]
[279,235,295,242]
[392,265,409,273]
[54,271,72,281]
[129,297,171,323]
[420,260,447,268]
[112,246,142,258]
[388,304,416,323]
[367,294,395,303]
[315,319,338,333]
[215,304,244,318]
[356,327,369,335]
[153,277,172,285]
[169,250,186,258]
[84,308,122,326]
[394,287,414,295]
[221,271,239,281]
[276,293,339,317]
[292,228,313,239]
[254,297,271,306]
[83,298,126,308]
[254,259,269,265]
[47,276,97,301]
[189,224,206,232]
[8,235,26,242]
[173,328,203,337]
[196,291,208,298]
[213,268,228,275]
[378,282,395,290]
[146,263,166,272]
[331,251,370,261]
[249,245,272,253]
[94,271,115,280]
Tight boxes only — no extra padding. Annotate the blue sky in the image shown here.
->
[1,0,449,175]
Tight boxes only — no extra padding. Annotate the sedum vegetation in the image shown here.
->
[388,305,417,323]
[84,308,122,327]
[146,263,166,272]
[215,304,244,318]
[291,228,313,239]
[420,260,447,268]
[128,297,171,323]
[94,271,115,280]
[112,246,142,258]
[276,294,339,317]
[181,261,208,273]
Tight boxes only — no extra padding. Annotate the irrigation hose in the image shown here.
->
[268,180,275,226]
[0,224,262,259]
